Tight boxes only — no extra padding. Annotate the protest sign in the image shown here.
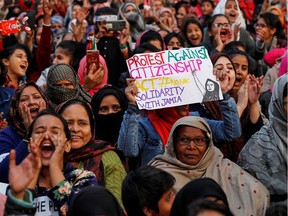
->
[126,46,223,110]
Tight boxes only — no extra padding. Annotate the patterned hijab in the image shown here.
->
[8,82,49,137]
[149,116,270,216]
[45,63,91,109]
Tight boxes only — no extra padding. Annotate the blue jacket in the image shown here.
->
[0,87,15,119]
[117,95,241,165]
[0,126,28,183]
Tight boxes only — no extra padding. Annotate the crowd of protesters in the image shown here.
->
[0,0,287,215]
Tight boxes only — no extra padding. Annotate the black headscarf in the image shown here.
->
[68,186,123,216]
[91,85,127,145]
[45,63,91,109]
[170,177,229,216]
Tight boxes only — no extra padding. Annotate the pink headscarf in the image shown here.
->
[278,53,288,77]
[77,54,108,96]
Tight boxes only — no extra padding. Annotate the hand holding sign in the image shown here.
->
[125,78,138,105]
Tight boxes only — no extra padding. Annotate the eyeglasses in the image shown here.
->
[254,23,267,29]
[176,137,208,147]
[212,23,231,28]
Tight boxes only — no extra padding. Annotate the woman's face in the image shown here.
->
[52,47,72,65]
[201,2,214,16]
[186,23,203,46]
[225,0,238,24]
[98,95,122,115]
[176,7,187,26]
[160,11,173,26]
[167,36,182,50]
[53,80,74,89]
[209,16,231,43]
[19,85,47,119]
[214,56,236,91]
[72,5,81,19]
[61,104,92,149]
[175,126,208,165]
[31,114,68,166]
[3,49,28,79]
[149,39,163,51]
[231,54,248,91]
[124,5,137,13]
[206,80,215,92]
[254,18,276,40]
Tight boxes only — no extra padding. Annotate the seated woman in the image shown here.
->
[212,0,258,58]
[149,116,269,215]
[0,82,48,183]
[117,70,241,166]
[45,63,91,109]
[24,109,97,215]
[91,85,127,145]
[200,51,264,162]
[57,99,127,208]
[238,75,287,207]
[77,55,108,96]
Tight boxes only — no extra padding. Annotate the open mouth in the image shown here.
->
[234,77,242,86]
[30,108,40,118]
[20,64,27,70]
[41,143,55,158]
[229,13,236,18]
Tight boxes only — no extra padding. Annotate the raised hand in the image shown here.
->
[248,75,263,105]
[83,63,105,91]
[125,78,138,105]
[9,137,42,200]
[237,75,249,117]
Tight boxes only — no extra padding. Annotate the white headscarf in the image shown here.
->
[149,116,270,216]
[213,0,246,29]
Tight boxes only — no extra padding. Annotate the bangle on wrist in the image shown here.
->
[120,44,128,50]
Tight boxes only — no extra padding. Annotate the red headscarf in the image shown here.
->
[148,107,189,145]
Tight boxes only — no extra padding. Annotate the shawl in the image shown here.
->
[8,82,49,137]
[45,63,91,109]
[170,178,229,216]
[119,2,146,42]
[149,116,270,216]
[66,140,115,186]
[238,75,288,199]
[156,7,178,32]
[77,55,108,96]
[212,0,246,29]
[69,186,123,216]
[91,85,127,145]
[147,107,188,146]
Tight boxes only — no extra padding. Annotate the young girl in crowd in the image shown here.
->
[36,40,86,87]
[198,0,215,28]
[0,44,31,89]
[180,16,204,47]
[91,85,127,145]
[212,0,261,59]
[25,109,97,215]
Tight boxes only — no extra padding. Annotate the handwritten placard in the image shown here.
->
[126,46,223,110]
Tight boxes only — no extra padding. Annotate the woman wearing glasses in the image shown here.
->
[253,12,286,76]
[201,14,234,55]
[212,0,259,59]
[149,116,269,216]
